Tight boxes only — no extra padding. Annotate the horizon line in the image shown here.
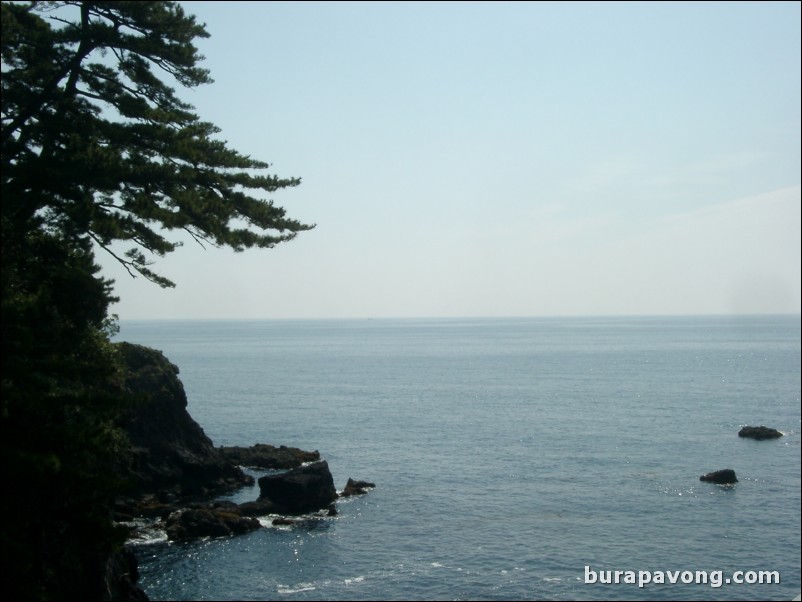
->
[115,312,802,322]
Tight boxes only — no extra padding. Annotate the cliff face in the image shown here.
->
[111,342,373,549]
[116,343,251,498]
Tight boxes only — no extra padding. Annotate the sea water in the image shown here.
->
[117,315,801,601]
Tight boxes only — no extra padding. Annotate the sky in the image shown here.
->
[98,1,801,320]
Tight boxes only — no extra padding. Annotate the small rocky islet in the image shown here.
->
[737,425,784,440]
[698,424,785,485]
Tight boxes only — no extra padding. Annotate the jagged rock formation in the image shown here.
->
[340,478,376,497]
[116,343,252,498]
[112,342,374,548]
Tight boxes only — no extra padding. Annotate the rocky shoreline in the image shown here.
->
[113,343,374,596]
[118,458,375,542]
[113,343,784,598]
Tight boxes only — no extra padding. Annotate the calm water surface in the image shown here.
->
[117,315,801,601]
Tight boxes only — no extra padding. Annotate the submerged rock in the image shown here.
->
[258,461,338,514]
[700,468,738,484]
[738,426,783,440]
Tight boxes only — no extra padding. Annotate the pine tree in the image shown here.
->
[2,0,313,288]
[1,2,313,598]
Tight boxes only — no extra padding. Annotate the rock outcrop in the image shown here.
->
[100,339,376,601]
[738,426,783,440]
[700,468,738,484]
[116,343,252,498]
[112,343,375,545]
[164,501,261,541]
[340,478,376,497]
[258,461,338,514]
[219,443,320,469]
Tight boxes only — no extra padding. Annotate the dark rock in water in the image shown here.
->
[219,443,320,469]
[116,343,252,498]
[700,468,738,484]
[272,517,297,526]
[238,498,281,517]
[258,461,337,514]
[738,426,783,440]
[340,478,376,497]
[165,505,261,540]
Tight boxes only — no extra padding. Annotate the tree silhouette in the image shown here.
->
[1,2,313,598]
[2,0,313,288]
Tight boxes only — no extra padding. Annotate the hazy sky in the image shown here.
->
[98,1,801,320]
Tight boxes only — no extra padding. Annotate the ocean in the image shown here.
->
[116,315,801,601]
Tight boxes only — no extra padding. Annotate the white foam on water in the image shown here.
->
[277,582,316,594]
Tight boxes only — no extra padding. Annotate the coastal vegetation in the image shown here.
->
[1,2,312,597]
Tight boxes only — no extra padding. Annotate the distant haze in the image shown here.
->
[99,1,801,319]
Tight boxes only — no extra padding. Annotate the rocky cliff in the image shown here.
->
[116,342,252,499]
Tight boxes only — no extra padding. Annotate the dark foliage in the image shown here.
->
[1,2,312,598]
[2,0,313,287]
